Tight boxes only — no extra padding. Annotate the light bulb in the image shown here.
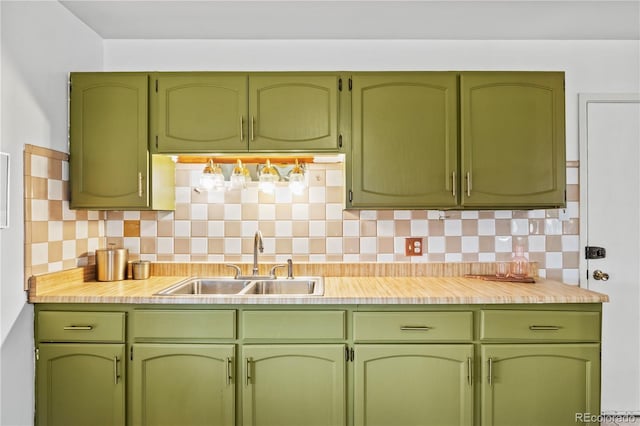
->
[288,159,306,195]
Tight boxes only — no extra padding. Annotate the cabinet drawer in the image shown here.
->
[38,311,125,342]
[480,310,600,341]
[353,312,473,342]
[133,310,236,340]
[242,311,345,340]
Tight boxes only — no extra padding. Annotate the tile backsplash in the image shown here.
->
[24,146,581,284]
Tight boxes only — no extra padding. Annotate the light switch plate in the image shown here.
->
[405,237,423,256]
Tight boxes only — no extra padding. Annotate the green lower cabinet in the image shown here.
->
[131,344,235,426]
[242,344,346,426]
[480,344,600,426]
[354,344,474,426]
[36,343,125,426]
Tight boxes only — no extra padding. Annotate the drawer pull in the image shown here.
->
[226,357,232,386]
[63,325,93,331]
[529,325,561,331]
[113,356,120,385]
[467,357,473,386]
[488,357,494,386]
[400,326,432,331]
[245,358,252,386]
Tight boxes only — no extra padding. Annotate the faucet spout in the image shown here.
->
[253,230,264,275]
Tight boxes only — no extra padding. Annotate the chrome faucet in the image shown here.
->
[253,230,264,276]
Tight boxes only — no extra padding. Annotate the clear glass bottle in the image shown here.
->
[509,245,529,278]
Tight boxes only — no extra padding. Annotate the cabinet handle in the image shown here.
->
[250,116,255,141]
[467,357,473,386]
[63,325,93,331]
[452,171,456,198]
[226,357,233,385]
[488,357,493,386]
[529,325,561,331]
[400,326,432,331]
[137,172,143,197]
[240,116,244,141]
[113,356,120,385]
[245,358,252,386]
[466,172,472,197]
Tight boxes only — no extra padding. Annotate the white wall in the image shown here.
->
[0,2,103,424]
[104,39,640,161]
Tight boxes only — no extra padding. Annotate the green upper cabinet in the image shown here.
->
[460,72,566,208]
[354,344,474,426]
[249,74,340,152]
[36,343,125,426]
[155,74,248,153]
[350,73,459,209]
[480,344,600,426]
[153,73,341,154]
[69,73,175,210]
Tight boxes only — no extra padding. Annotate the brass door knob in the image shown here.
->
[593,270,610,281]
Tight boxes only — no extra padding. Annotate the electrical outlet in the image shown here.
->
[405,237,423,256]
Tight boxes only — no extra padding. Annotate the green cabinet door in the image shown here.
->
[242,344,346,426]
[131,344,235,426]
[155,74,248,153]
[249,74,340,152]
[354,344,473,426]
[481,344,600,426]
[36,343,125,426]
[69,73,150,209]
[460,72,566,208]
[350,73,459,208]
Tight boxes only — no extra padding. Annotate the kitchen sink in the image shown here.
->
[154,276,324,296]
[240,278,322,296]
[154,278,251,295]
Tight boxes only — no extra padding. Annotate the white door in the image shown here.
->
[580,94,640,415]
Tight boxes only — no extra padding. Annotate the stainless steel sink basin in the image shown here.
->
[154,276,324,296]
[155,278,251,295]
[240,278,323,296]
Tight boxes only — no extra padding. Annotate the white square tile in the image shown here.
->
[141,254,157,262]
[140,221,157,237]
[495,236,513,253]
[191,204,207,220]
[478,219,496,236]
[292,204,309,220]
[377,220,394,237]
[208,189,226,204]
[444,220,462,236]
[48,262,63,273]
[561,235,580,251]
[528,235,546,252]
[544,219,563,235]
[343,221,359,237]
[309,254,327,262]
[62,201,76,221]
[87,238,100,253]
[262,238,276,254]
[461,211,478,219]
[394,237,406,254]
[393,211,411,220]
[31,200,49,221]
[360,237,377,254]
[124,211,141,220]
[62,161,69,181]
[224,238,242,254]
[48,180,63,200]
[241,221,259,237]
[377,253,394,262]
[478,252,496,262]
[76,222,89,239]
[538,269,547,278]
[274,186,293,203]
[223,204,242,220]
[309,221,326,237]
[208,221,224,237]
[427,210,443,220]
[31,155,48,178]
[191,238,207,254]
[123,237,140,254]
[326,170,343,187]
[566,167,579,184]
[445,253,463,262]
[308,187,326,203]
[241,187,259,203]
[344,254,359,262]
[511,219,529,236]
[174,221,190,237]
[528,209,546,219]
[545,252,563,269]
[275,221,293,237]
[494,211,513,219]
[175,254,190,262]
[360,210,376,220]
[562,269,580,285]
[31,243,48,265]
[157,211,174,221]
[258,204,276,221]
[48,221,63,241]
[326,204,344,220]
[427,236,445,253]
[326,237,343,254]
[566,201,580,219]
[292,238,309,254]
[411,220,428,236]
[63,240,76,260]
[462,236,479,253]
